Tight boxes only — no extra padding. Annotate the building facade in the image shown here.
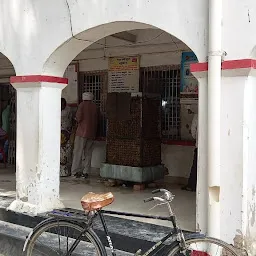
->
[0,0,255,254]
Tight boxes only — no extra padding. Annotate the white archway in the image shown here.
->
[9,9,207,234]
[42,21,203,77]
[40,21,206,232]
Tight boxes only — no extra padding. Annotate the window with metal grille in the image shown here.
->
[78,71,108,137]
[140,66,181,140]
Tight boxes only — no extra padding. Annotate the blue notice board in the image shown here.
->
[181,52,198,94]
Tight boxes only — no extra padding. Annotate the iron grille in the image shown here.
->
[140,66,181,140]
[79,71,107,137]
[0,83,16,165]
[79,66,181,140]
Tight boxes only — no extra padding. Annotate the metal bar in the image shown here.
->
[170,69,176,139]
[98,211,117,256]
[101,210,172,221]
[66,229,88,256]
[142,232,175,256]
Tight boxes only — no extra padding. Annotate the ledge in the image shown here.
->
[95,137,195,146]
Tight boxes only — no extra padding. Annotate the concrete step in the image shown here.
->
[0,198,191,254]
[0,220,132,256]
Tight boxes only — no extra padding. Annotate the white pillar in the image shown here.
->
[191,71,208,234]
[220,67,256,255]
[8,76,67,215]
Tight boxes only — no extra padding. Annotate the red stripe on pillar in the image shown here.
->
[10,75,68,84]
[190,62,208,73]
[191,59,256,72]
[222,59,256,70]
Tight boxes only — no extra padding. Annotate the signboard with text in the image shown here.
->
[180,52,198,97]
[108,56,140,93]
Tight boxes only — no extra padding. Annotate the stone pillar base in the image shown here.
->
[8,199,65,216]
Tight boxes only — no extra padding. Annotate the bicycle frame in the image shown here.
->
[97,209,182,256]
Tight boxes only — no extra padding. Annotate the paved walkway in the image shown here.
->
[0,166,196,231]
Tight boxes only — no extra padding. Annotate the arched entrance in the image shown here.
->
[9,17,207,234]
[57,27,200,232]
[42,20,207,232]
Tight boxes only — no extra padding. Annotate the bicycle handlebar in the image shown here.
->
[152,188,170,194]
[144,196,166,203]
[144,189,174,203]
[144,189,175,217]
[144,197,154,203]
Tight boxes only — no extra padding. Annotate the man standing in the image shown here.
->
[182,113,198,192]
[2,99,10,134]
[71,92,97,178]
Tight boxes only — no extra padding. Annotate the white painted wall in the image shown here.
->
[218,72,256,254]
[91,141,194,180]
[222,0,256,59]
[161,144,194,179]
[41,0,207,76]
[75,29,190,72]
[1,0,256,76]
[241,75,256,254]
[64,29,190,103]
[220,76,244,244]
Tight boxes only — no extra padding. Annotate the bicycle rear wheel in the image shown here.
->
[24,219,107,256]
[167,236,241,256]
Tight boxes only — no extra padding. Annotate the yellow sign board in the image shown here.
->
[109,56,139,71]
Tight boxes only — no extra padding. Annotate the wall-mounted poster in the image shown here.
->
[108,56,140,93]
[180,52,198,97]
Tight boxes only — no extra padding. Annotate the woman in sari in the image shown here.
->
[60,98,73,177]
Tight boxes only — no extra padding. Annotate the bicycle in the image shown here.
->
[23,188,241,255]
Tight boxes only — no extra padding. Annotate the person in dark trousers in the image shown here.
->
[182,113,198,192]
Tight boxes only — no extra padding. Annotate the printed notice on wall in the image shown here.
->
[180,52,198,98]
[108,56,140,93]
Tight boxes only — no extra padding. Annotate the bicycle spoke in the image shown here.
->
[66,226,69,252]
[32,237,61,255]
[25,221,102,256]
[58,221,61,254]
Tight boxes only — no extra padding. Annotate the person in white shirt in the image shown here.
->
[182,113,198,192]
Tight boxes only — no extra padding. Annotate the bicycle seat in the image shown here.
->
[81,192,114,211]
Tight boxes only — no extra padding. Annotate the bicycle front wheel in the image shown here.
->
[167,236,241,256]
[24,219,107,256]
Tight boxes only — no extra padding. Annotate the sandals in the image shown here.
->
[74,172,89,179]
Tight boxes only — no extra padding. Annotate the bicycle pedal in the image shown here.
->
[134,249,142,255]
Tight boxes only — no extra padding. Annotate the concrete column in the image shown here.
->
[8,76,68,215]
[220,66,256,255]
[191,71,208,234]
[192,61,256,255]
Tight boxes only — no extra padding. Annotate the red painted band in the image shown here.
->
[10,75,68,84]
[191,59,256,73]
